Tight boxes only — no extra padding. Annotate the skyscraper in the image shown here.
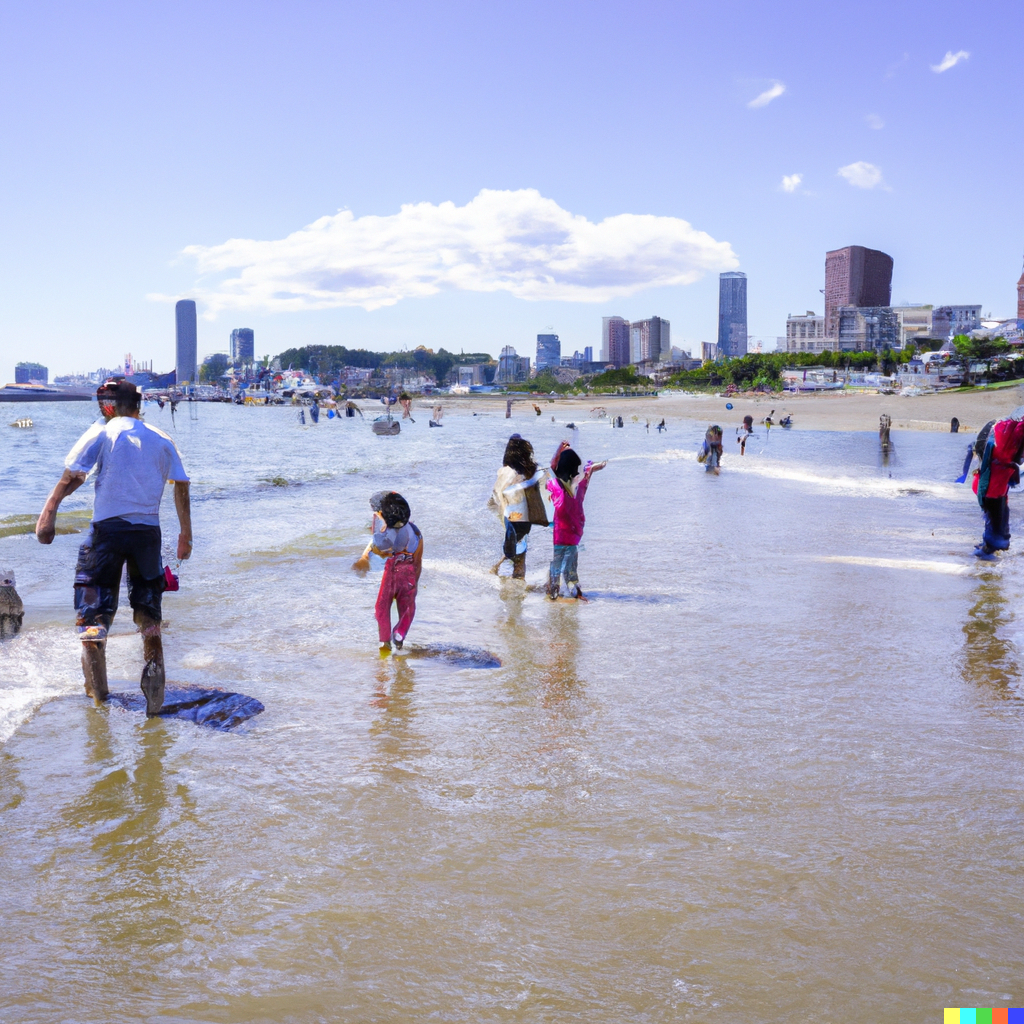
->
[175,299,198,384]
[629,317,671,362]
[602,316,631,367]
[824,246,893,339]
[536,334,561,372]
[230,328,255,366]
[1017,260,1024,321]
[718,272,747,358]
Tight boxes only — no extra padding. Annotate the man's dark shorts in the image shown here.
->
[74,518,165,631]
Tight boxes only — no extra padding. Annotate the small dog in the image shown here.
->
[0,568,24,639]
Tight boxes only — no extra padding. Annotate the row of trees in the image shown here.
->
[271,345,493,386]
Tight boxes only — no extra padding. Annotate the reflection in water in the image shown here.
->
[64,713,201,961]
[962,578,1022,700]
[368,657,425,782]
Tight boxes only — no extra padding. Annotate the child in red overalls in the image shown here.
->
[356,492,423,654]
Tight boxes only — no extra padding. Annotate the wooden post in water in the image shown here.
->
[879,414,892,452]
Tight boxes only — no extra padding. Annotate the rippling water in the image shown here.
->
[1,399,1022,1021]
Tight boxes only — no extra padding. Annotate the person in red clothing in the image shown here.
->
[972,416,1024,561]
[353,492,423,654]
[545,442,606,600]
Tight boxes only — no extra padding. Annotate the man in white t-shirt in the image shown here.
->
[36,380,192,714]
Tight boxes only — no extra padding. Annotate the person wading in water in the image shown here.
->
[35,380,192,714]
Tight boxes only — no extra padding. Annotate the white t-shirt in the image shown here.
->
[66,417,189,526]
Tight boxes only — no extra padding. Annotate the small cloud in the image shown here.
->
[781,174,803,193]
[865,113,884,130]
[747,81,785,109]
[838,162,886,190]
[932,49,969,72]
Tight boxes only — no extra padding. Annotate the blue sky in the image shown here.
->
[0,0,1019,374]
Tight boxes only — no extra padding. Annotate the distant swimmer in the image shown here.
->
[546,441,606,601]
[779,414,792,428]
[429,404,444,427]
[698,425,724,474]
[657,419,666,433]
[971,414,1024,561]
[0,568,24,640]
[399,392,414,421]
[737,414,754,455]
[35,380,192,714]
[309,399,320,424]
[762,409,775,431]
[533,404,542,416]
[345,401,363,418]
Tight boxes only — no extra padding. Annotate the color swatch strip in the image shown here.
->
[944,1010,1023,1023]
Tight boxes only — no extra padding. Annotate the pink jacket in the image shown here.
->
[546,476,590,546]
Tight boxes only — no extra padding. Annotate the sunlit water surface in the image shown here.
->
[1,400,1022,1022]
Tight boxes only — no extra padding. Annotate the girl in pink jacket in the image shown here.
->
[545,442,606,600]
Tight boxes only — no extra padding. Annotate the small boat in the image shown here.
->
[9,417,33,428]
[372,415,400,436]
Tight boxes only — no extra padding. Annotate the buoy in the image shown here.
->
[725,403,733,410]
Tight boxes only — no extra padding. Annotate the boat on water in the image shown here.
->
[0,383,94,402]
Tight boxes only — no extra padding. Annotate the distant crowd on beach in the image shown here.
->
[13,377,1024,712]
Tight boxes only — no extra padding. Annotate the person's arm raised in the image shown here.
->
[174,481,192,560]
[35,470,87,544]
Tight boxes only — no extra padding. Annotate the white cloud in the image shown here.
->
[865,113,885,130]
[781,174,803,193]
[747,81,785,108]
[838,162,886,190]
[174,189,739,314]
[931,49,969,72]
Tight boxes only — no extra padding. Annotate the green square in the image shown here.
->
[977,1011,993,1024]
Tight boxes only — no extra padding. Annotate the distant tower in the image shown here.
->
[230,328,255,366]
[1017,257,1024,321]
[824,246,893,338]
[175,300,198,384]
[536,333,560,372]
[718,272,748,359]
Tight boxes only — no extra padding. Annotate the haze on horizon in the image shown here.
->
[0,0,1019,373]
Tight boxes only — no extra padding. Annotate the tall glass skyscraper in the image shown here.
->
[536,334,561,372]
[175,299,198,384]
[717,272,747,359]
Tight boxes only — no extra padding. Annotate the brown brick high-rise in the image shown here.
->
[824,246,894,338]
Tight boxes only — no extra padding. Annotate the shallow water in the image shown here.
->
[1,400,1022,1022]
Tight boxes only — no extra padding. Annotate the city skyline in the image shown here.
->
[0,1,1019,371]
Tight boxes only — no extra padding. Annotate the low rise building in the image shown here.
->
[15,362,48,384]
[785,312,834,353]
[837,306,901,351]
[931,305,982,340]
[891,305,933,348]
[497,346,530,383]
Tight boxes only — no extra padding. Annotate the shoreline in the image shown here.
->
[425,386,1024,434]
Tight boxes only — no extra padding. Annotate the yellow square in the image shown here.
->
[945,1011,960,1024]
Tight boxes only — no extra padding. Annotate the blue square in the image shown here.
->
[1006,1009,1024,1024]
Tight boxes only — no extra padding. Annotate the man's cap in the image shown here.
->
[96,377,138,403]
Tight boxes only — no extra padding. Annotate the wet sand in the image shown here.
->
[435,385,1024,435]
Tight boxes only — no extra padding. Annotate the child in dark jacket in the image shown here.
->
[545,442,605,600]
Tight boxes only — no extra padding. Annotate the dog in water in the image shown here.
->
[0,568,24,639]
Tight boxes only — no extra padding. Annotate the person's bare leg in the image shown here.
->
[81,640,109,705]
[136,614,165,716]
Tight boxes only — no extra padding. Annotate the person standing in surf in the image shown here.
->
[490,434,542,579]
[35,380,192,714]
[545,441,606,601]
[357,492,422,655]
[698,425,724,474]
[972,414,1024,560]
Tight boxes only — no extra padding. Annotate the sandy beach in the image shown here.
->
[434,385,1024,434]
